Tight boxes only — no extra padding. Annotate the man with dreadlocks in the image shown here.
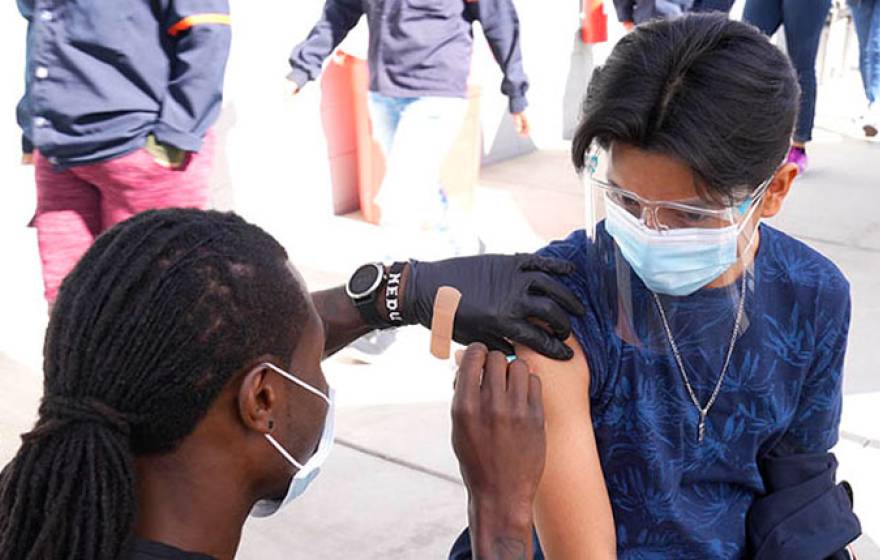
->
[0,208,583,560]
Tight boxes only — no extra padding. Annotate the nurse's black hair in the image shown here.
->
[0,208,309,559]
[572,13,799,204]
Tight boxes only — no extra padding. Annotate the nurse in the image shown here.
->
[0,209,573,560]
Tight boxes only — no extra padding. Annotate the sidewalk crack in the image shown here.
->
[335,437,464,487]
[840,430,880,451]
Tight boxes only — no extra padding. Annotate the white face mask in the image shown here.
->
[250,362,336,518]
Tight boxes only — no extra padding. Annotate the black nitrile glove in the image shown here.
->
[403,254,585,360]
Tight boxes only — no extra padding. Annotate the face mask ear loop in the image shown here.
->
[735,193,765,260]
[737,172,775,218]
[262,362,331,405]
[265,433,306,470]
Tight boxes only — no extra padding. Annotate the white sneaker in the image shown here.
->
[344,329,398,364]
[862,104,879,138]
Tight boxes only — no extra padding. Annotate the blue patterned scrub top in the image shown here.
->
[535,223,851,559]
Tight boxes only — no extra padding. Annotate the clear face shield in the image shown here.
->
[582,141,772,370]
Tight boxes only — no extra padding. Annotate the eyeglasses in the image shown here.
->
[593,177,771,230]
[585,148,772,230]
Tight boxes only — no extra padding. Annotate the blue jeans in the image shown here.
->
[744,0,833,143]
[367,93,468,228]
[849,0,880,105]
[367,92,469,259]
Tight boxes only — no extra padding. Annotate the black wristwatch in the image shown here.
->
[346,263,387,329]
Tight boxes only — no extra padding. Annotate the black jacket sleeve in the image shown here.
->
[748,452,860,559]
[469,0,529,113]
[287,0,364,89]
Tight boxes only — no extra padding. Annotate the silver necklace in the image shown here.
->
[652,277,746,443]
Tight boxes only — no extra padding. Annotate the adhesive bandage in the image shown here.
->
[430,286,462,359]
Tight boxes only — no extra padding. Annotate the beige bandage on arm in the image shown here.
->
[430,286,462,359]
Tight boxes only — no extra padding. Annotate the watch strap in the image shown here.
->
[384,261,407,327]
[354,291,387,329]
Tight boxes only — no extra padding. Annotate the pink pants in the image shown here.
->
[34,136,214,304]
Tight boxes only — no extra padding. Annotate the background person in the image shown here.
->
[16,0,232,306]
[743,0,833,173]
[0,209,552,560]
[848,0,880,137]
[287,0,530,257]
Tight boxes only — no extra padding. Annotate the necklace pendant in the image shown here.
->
[698,413,706,443]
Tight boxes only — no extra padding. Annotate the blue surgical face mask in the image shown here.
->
[605,197,760,296]
[250,363,335,518]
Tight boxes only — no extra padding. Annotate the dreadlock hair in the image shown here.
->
[572,13,800,205]
[0,208,309,560]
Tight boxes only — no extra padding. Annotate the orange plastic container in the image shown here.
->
[321,50,481,225]
[320,52,375,216]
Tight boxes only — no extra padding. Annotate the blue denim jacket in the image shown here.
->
[17,0,231,169]
[288,0,529,113]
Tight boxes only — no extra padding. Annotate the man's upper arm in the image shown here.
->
[151,0,231,151]
[516,338,616,559]
[161,0,231,36]
[472,0,529,113]
[287,0,364,88]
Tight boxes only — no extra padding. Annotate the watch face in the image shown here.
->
[347,264,383,299]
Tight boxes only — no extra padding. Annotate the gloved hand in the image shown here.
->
[403,254,585,360]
